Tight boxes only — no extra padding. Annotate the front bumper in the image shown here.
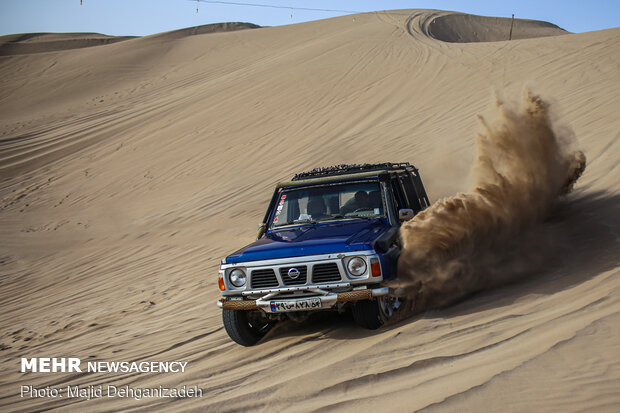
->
[218,286,388,312]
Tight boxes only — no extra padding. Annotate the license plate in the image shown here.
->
[269,298,322,312]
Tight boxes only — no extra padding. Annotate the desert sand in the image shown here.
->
[0,10,618,412]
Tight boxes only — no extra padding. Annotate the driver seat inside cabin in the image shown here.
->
[368,190,383,213]
[307,195,327,219]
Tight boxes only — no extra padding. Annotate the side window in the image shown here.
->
[411,172,430,209]
[400,174,421,212]
[390,179,405,210]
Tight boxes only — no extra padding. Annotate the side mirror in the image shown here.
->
[398,209,414,222]
[256,223,267,239]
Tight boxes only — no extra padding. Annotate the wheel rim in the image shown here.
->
[378,295,401,320]
[247,311,272,334]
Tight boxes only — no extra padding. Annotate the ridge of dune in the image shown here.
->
[0,9,618,412]
[0,32,136,56]
[146,22,261,40]
[0,22,261,56]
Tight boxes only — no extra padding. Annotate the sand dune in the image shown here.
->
[0,10,618,412]
[0,33,136,56]
[426,12,568,42]
[0,23,260,56]
[147,22,261,40]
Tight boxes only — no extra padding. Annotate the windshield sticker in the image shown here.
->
[273,194,287,223]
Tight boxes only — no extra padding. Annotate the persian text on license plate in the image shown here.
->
[269,298,322,312]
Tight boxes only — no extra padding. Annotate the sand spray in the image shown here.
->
[397,89,586,312]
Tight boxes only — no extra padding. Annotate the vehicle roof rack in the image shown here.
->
[291,162,416,181]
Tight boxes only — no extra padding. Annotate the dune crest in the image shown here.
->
[399,90,586,311]
[0,33,135,56]
[0,22,260,56]
[146,22,261,41]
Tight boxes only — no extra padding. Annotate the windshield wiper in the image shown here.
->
[275,219,317,227]
[324,215,377,222]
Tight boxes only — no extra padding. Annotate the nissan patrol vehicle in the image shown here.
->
[218,163,430,346]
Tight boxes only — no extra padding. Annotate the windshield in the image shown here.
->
[271,181,385,228]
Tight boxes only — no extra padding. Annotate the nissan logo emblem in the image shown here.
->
[288,267,301,279]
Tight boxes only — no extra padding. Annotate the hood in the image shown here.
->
[225,219,390,263]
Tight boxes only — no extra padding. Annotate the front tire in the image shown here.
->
[222,309,273,346]
[352,295,401,330]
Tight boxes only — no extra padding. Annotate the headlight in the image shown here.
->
[229,269,246,287]
[347,257,367,276]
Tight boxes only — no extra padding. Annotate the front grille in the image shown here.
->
[279,266,307,286]
[312,263,341,283]
[250,269,279,289]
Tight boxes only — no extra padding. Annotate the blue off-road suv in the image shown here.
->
[218,163,430,346]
